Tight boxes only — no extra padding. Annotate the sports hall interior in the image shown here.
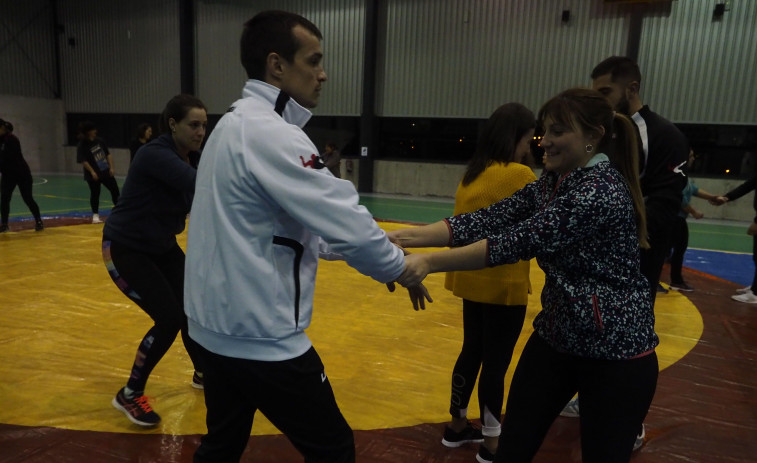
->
[1,1,756,462]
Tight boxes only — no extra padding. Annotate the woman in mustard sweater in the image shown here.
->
[440,103,536,462]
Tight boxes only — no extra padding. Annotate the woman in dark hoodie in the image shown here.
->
[103,94,207,427]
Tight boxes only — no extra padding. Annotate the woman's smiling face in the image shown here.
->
[539,115,597,175]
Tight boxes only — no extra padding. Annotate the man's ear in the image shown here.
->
[266,52,285,82]
[625,80,640,99]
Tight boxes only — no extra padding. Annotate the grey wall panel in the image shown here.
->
[638,0,757,124]
[196,0,365,115]
[0,0,57,99]
[0,95,66,172]
[195,1,245,114]
[377,0,629,118]
[7,0,754,126]
[57,0,181,113]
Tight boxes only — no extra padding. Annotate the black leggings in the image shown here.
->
[87,176,120,214]
[103,240,201,393]
[669,216,688,284]
[496,334,658,463]
[0,172,41,224]
[450,300,526,436]
[640,211,674,304]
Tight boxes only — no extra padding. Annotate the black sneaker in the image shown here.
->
[191,371,204,389]
[656,283,668,294]
[441,421,484,448]
[111,387,161,427]
[0,224,8,233]
[476,444,496,463]
[35,220,44,231]
[669,281,694,292]
[633,424,646,451]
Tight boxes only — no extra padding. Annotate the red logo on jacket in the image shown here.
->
[300,153,326,170]
[300,154,317,168]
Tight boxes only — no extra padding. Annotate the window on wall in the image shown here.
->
[64,112,757,180]
[303,116,361,158]
[679,124,757,179]
[66,113,223,151]
[378,118,481,163]
[376,117,757,178]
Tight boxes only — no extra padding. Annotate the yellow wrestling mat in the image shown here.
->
[0,222,702,435]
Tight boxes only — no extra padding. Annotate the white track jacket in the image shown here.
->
[184,80,405,362]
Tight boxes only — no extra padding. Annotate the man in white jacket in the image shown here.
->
[185,10,423,462]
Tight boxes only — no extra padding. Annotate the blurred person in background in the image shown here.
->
[129,122,153,164]
[76,121,120,223]
[0,118,43,232]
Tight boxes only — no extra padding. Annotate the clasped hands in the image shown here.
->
[709,196,728,206]
[384,243,434,311]
[707,195,757,235]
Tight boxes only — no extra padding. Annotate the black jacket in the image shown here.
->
[103,133,200,254]
[632,105,690,228]
[0,133,32,177]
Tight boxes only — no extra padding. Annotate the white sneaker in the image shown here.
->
[92,213,102,224]
[735,286,752,294]
[560,396,580,417]
[731,290,757,303]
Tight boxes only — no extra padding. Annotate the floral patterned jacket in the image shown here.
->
[445,154,658,360]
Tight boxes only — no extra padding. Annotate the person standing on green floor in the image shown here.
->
[668,150,719,292]
[76,121,120,224]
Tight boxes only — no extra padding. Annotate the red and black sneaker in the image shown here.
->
[111,387,161,427]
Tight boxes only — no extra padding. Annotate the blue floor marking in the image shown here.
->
[683,248,752,287]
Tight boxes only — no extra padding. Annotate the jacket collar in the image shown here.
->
[543,153,610,187]
[585,153,609,168]
[545,153,609,178]
[243,79,312,128]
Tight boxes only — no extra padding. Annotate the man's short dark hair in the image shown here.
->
[240,10,323,80]
[591,56,642,85]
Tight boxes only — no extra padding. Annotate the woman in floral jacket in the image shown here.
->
[390,88,657,463]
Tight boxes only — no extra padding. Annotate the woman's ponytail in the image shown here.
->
[610,113,649,249]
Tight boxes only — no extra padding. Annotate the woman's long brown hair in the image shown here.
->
[538,88,649,249]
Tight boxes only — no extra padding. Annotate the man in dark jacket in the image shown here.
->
[591,56,689,302]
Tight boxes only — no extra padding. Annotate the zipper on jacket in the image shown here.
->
[592,294,604,332]
[273,236,304,328]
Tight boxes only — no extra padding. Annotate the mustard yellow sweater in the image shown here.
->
[444,161,536,305]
